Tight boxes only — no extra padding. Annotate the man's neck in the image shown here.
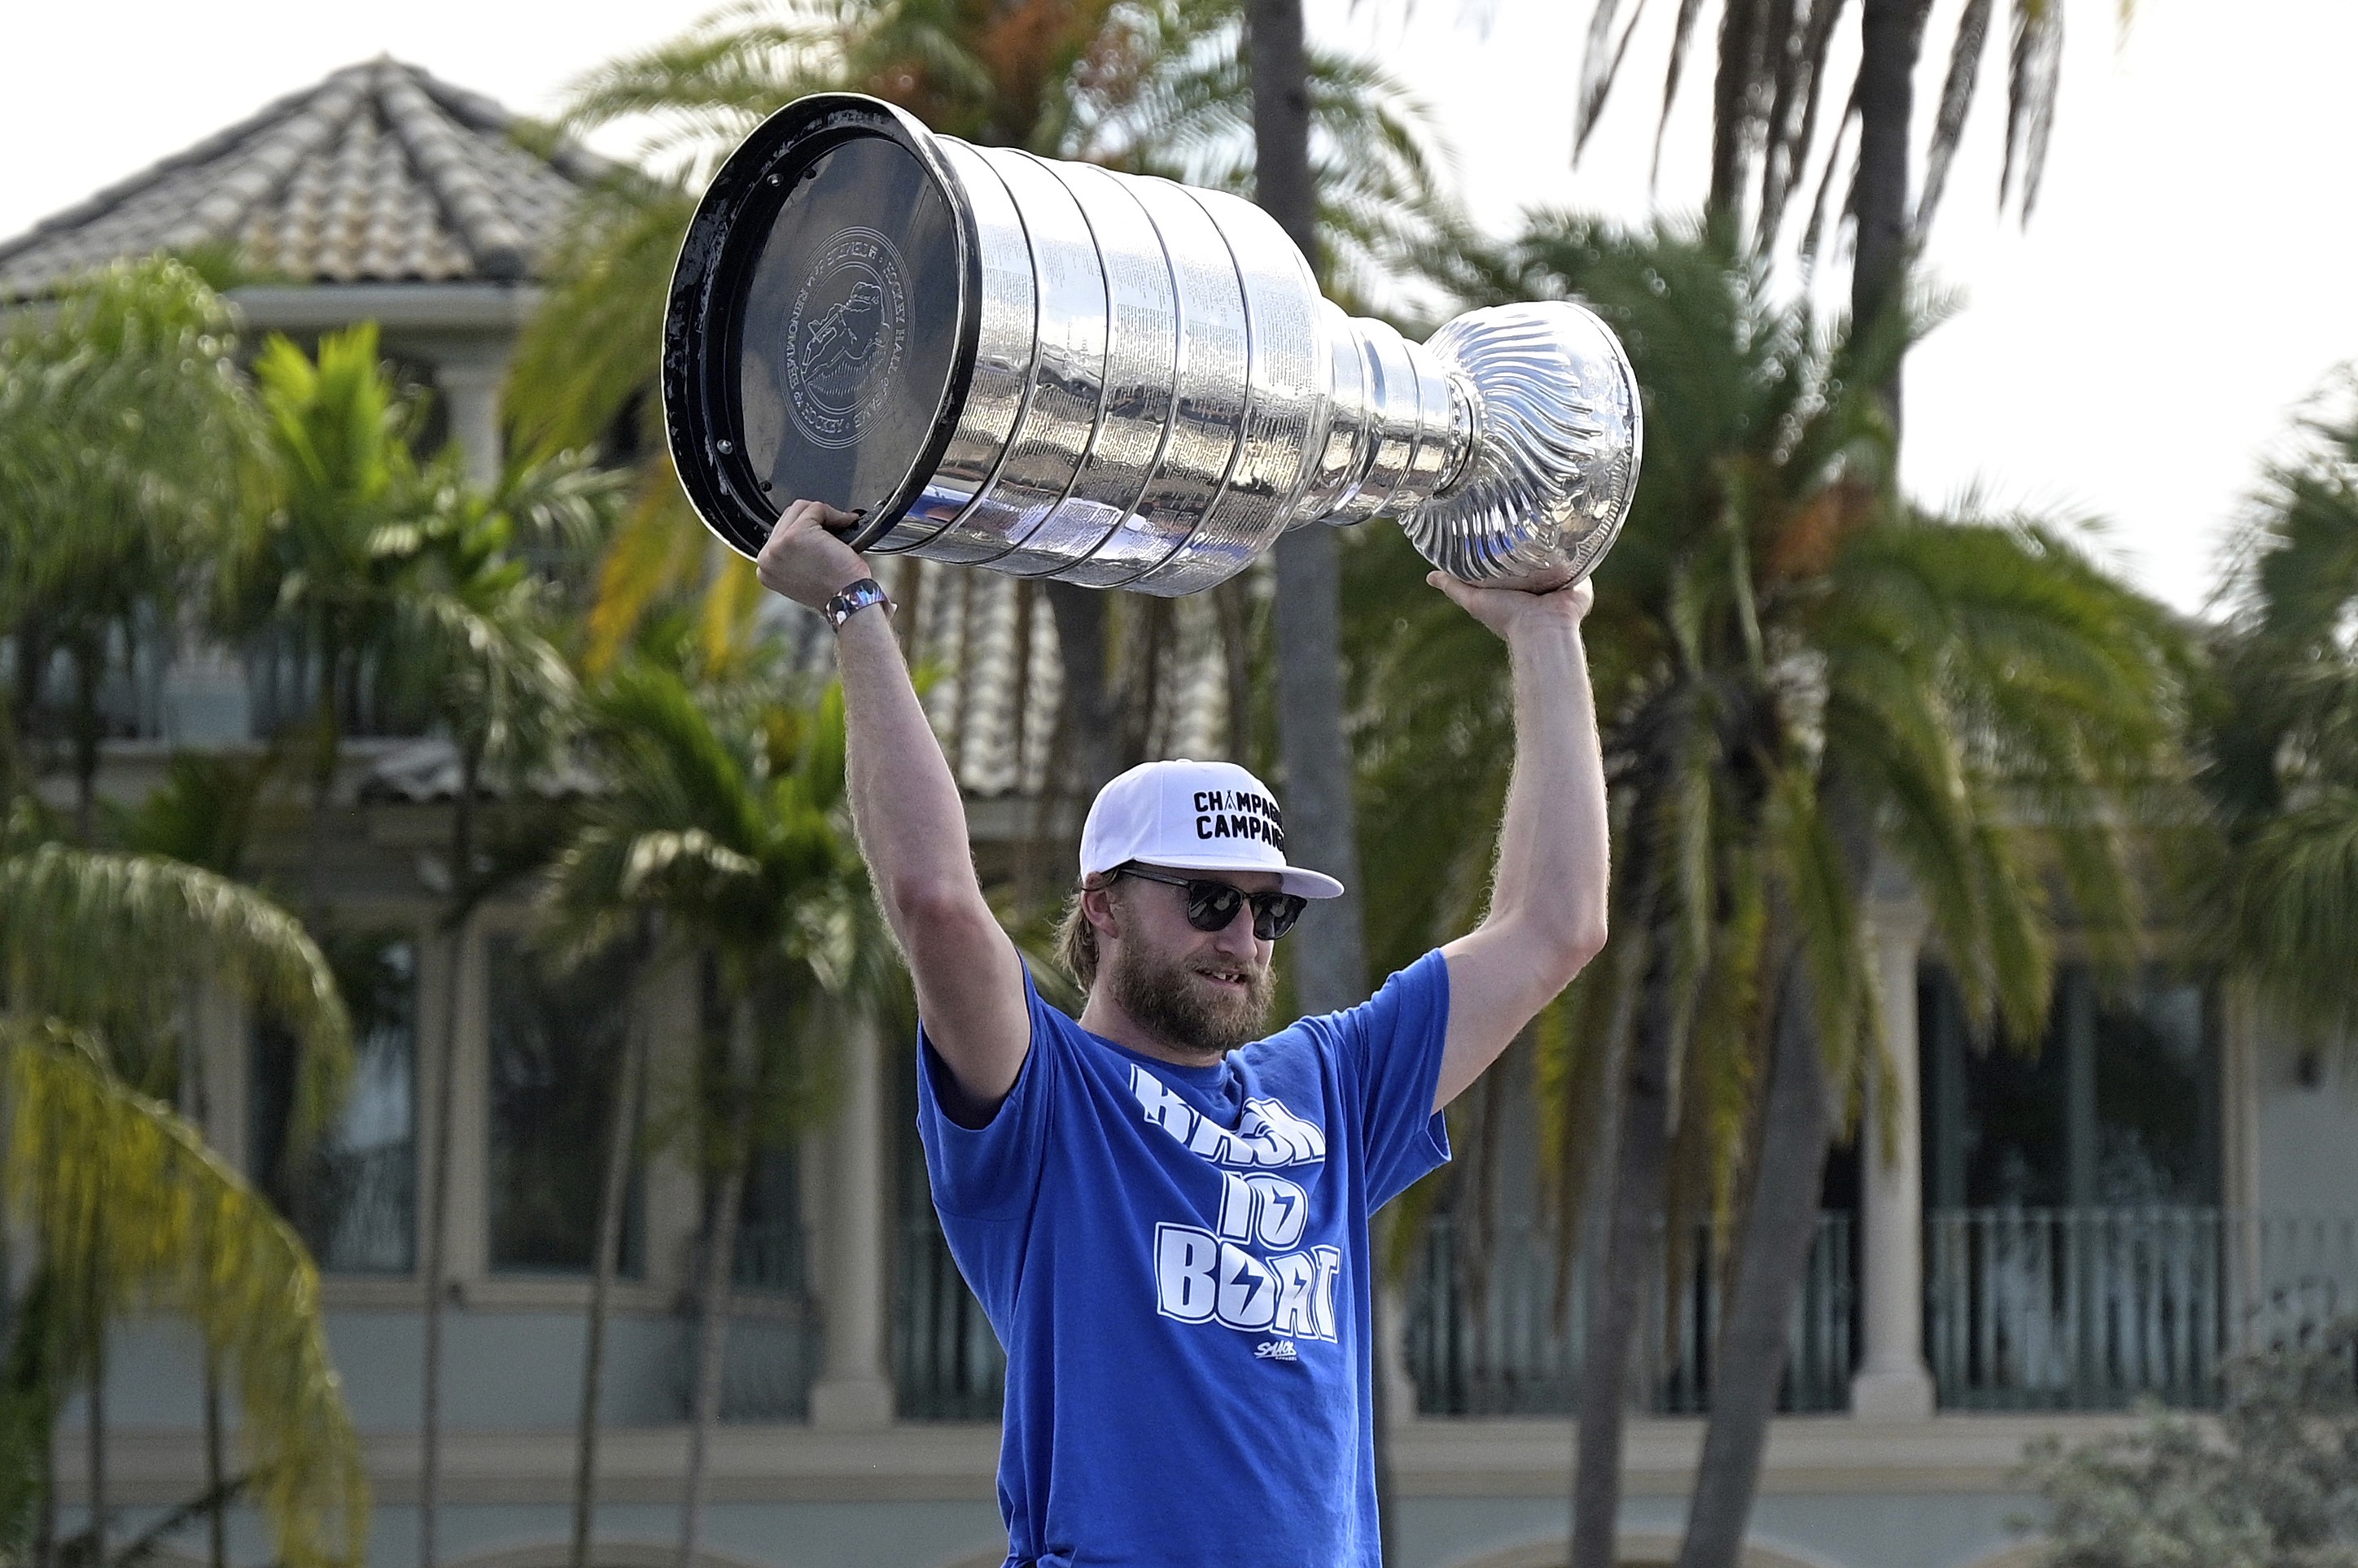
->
[1077,990,1226,1072]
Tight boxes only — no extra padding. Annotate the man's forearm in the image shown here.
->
[833,609,986,928]
[1489,617,1609,954]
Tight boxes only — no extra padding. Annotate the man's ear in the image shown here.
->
[1081,878,1122,941]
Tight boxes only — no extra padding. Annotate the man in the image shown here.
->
[756,500,1608,1568]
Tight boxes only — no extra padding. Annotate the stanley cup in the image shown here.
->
[664,94,1643,595]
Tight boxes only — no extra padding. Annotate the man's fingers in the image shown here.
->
[1425,570,1478,611]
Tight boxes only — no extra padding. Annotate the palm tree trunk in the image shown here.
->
[419,761,480,1568]
[1672,954,1833,1568]
[68,647,101,847]
[1854,0,1925,420]
[182,1024,231,1568]
[37,1411,56,1568]
[1570,940,1678,1568]
[202,1356,228,1568]
[1707,0,1770,221]
[84,1260,104,1568]
[1042,583,1119,801]
[678,1000,755,1568]
[11,618,49,790]
[571,971,646,1568]
[1212,578,1257,764]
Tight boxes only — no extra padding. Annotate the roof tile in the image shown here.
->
[0,58,600,299]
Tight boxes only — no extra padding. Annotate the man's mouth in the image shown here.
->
[1195,966,1251,991]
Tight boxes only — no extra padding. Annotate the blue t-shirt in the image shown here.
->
[914,950,1453,1568]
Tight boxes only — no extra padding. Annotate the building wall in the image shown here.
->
[2251,1024,2358,1213]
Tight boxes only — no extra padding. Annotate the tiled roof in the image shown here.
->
[0,58,604,299]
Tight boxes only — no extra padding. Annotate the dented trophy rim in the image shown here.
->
[662,93,985,561]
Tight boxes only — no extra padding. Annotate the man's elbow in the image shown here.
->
[1536,913,1608,993]
[886,872,995,946]
[1569,919,1608,976]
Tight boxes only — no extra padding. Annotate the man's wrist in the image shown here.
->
[823,576,895,631]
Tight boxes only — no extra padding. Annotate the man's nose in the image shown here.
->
[1210,902,1258,955]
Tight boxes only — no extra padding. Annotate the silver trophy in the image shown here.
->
[664,94,1642,595]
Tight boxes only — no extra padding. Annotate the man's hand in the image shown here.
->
[756,499,871,609]
[1426,570,1595,638]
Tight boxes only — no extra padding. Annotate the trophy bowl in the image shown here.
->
[663,94,1642,595]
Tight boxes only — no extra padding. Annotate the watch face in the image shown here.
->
[734,133,964,523]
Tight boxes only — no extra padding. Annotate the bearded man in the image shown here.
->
[756,498,1609,1568]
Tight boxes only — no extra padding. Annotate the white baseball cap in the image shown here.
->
[1078,759,1345,900]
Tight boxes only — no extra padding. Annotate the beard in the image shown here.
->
[1103,937,1275,1056]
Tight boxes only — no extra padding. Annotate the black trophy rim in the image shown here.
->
[661,94,984,559]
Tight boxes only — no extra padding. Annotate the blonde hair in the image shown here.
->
[1054,876,1118,991]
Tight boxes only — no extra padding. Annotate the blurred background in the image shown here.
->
[4,3,2357,1568]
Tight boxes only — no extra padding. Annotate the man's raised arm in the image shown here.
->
[756,501,1029,1114]
[1433,574,1611,1112]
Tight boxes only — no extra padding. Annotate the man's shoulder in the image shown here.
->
[1252,950,1450,1045]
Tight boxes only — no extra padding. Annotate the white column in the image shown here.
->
[809,1017,895,1429]
[639,958,706,1298]
[435,349,509,491]
[418,918,490,1290]
[1377,1278,1417,1429]
[1851,893,1936,1421]
[196,978,248,1170]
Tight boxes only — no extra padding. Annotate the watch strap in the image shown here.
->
[823,576,894,631]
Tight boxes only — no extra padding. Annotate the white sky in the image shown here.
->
[2,0,2351,616]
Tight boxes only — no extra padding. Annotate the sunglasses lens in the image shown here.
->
[1184,883,1245,932]
[1253,894,1307,940]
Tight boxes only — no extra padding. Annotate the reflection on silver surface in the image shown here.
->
[707,98,1642,595]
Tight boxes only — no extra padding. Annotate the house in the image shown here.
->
[7,59,2357,1568]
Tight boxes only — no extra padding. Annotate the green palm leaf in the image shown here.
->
[5,1021,366,1568]
[0,845,352,1139]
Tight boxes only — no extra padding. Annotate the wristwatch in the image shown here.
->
[823,576,894,631]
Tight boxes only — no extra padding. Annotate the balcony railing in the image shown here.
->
[1406,1213,1855,1417]
[884,1204,2358,1423]
[677,1221,821,1421]
[895,1216,1006,1419]
[1926,1207,2358,1410]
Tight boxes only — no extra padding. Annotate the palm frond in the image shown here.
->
[2000,0,2067,220]
[5,1021,367,1568]
[1916,0,1995,234]
[0,845,352,1136]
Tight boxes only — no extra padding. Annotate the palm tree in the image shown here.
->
[2198,378,2358,1056]
[222,325,423,917]
[1408,216,2188,1568]
[0,258,263,836]
[0,834,365,1568]
[392,452,607,1568]
[536,661,886,1568]
[1573,0,2117,405]
[115,749,284,1568]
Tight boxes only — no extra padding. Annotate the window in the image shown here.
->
[485,934,642,1274]
[1923,962,2221,1210]
[252,933,418,1272]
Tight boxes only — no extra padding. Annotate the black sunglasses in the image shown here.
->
[1113,864,1308,941]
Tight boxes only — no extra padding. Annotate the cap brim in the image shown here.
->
[1278,867,1346,900]
[1140,854,1345,900]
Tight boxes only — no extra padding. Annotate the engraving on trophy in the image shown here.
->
[783,226,912,449]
